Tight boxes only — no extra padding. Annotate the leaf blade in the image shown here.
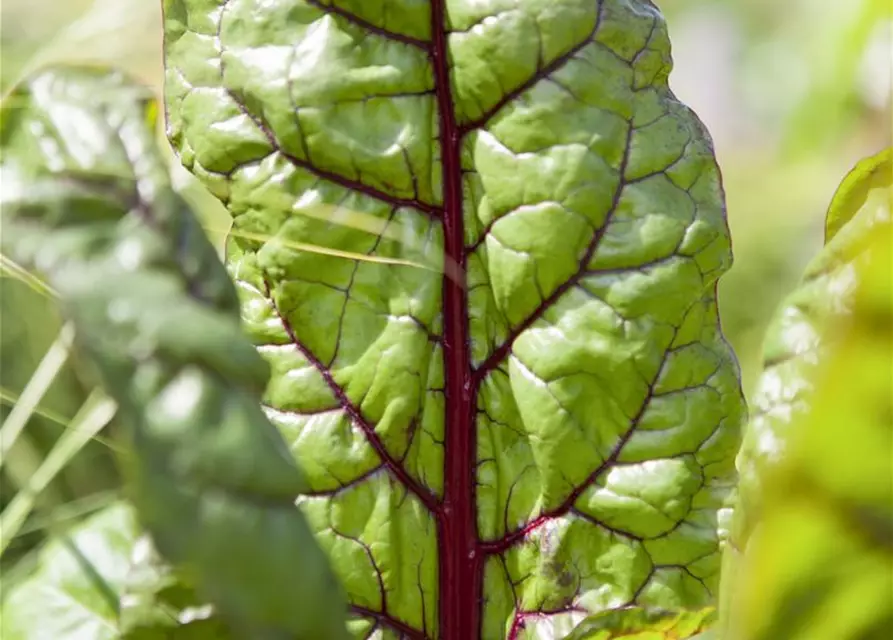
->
[0,388,116,557]
[1,502,141,640]
[0,64,349,639]
[0,324,74,472]
[164,1,747,637]
[824,145,892,244]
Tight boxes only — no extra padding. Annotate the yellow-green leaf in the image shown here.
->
[824,147,892,243]
[721,172,893,639]
[562,607,716,640]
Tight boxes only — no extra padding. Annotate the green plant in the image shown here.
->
[0,1,890,638]
[718,149,892,640]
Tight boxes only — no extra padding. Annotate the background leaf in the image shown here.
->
[824,147,892,243]
[1,502,141,640]
[0,65,349,639]
[719,151,893,639]
[118,536,231,639]
[722,148,892,597]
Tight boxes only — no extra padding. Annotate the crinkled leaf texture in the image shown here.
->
[0,66,348,639]
[164,1,745,638]
[561,607,715,640]
[719,151,893,639]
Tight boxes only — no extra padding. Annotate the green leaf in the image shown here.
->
[724,188,889,561]
[164,1,746,637]
[0,65,348,639]
[824,147,892,243]
[562,607,716,639]
[119,536,232,639]
[721,149,893,617]
[1,502,141,640]
[720,153,893,638]
[727,227,892,640]
[1,503,231,640]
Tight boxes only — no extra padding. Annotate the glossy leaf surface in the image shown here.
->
[163,1,746,637]
[0,66,348,639]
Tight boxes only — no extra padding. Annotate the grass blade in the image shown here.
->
[0,253,59,299]
[0,385,123,454]
[0,389,117,557]
[0,323,74,472]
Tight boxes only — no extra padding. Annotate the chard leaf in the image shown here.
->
[0,66,348,639]
[721,214,892,639]
[164,1,746,637]
[562,607,715,640]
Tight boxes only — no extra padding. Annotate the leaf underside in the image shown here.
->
[164,1,745,638]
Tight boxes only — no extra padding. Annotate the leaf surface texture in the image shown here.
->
[163,1,746,637]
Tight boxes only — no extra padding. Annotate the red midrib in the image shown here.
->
[430,2,482,639]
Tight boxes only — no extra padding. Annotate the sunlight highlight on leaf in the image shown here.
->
[562,607,717,639]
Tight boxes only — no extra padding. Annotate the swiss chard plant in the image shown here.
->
[0,1,890,639]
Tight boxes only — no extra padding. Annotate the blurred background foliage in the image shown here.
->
[0,0,890,584]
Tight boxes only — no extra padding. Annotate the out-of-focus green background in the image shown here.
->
[0,0,889,565]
